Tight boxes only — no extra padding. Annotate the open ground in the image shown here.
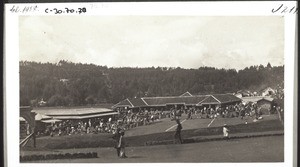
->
[23,136,283,163]
[20,114,284,162]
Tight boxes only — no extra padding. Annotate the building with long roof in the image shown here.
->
[113,92,241,111]
[32,107,118,120]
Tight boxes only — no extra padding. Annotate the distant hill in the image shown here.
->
[20,60,284,106]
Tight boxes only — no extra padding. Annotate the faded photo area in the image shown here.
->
[19,16,284,163]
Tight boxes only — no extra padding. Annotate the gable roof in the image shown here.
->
[200,95,220,105]
[113,93,242,108]
[142,95,208,106]
[128,98,148,107]
[180,91,193,97]
[112,99,133,108]
[212,94,242,103]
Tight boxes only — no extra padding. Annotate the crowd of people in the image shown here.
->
[42,118,118,137]
[37,102,276,137]
[39,108,166,137]
[169,102,268,121]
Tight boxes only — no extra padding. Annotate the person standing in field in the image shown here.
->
[174,119,183,144]
[112,127,121,157]
[223,124,230,141]
[118,129,127,158]
[113,127,127,158]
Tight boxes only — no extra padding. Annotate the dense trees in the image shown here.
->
[19,60,284,106]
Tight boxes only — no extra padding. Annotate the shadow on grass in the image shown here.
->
[128,156,144,159]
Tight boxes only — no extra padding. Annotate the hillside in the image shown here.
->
[20,60,284,106]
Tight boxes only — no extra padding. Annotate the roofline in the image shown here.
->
[196,96,210,105]
[126,98,134,107]
[111,103,120,108]
[143,95,208,99]
[116,105,132,107]
[211,95,222,103]
[140,98,149,106]
[44,111,115,116]
[201,102,220,105]
[144,104,167,107]
[220,100,242,104]
[180,91,193,96]
[50,112,119,120]
[114,94,243,108]
[165,103,185,105]
[258,98,274,102]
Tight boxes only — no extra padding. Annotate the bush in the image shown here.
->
[20,152,98,162]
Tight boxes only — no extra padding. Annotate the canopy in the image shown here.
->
[35,113,52,121]
[20,114,52,122]
[41,119,62,123]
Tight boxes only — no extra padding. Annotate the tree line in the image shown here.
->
[19,60,284,107]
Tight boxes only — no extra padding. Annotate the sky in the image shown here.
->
[19,16,284,70]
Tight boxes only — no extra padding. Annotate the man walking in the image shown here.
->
[112,127,127,158]
[118,129,127,158]
[174,119,183,144]
[112,127,121,157]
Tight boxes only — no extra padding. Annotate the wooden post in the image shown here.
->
[33,127,36,148]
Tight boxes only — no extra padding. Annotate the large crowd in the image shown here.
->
[38,108,166,137]
[34,102,279,137]
[180,103,265,120]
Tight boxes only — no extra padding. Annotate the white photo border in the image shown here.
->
[4,1,297,167]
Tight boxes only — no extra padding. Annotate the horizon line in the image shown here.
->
[19,60,284,71]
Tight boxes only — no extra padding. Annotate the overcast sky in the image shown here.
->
[19,16,284,70]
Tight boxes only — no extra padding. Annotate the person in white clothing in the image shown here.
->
[223,124,230,141]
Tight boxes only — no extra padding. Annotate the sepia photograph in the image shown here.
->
[3,2,297,166]
[18,15,286,163]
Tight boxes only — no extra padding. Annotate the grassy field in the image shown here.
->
[22,114,283,150]
[23,136,284,163]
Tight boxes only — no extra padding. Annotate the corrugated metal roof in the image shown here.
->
[128,98,147,107]
[51,112,119,120]
[142,96,208,106]
[212,94,242,103]
[113,99,132,108]
[114,93,242,108]
[32,107,113,116]
[200,96,220,104]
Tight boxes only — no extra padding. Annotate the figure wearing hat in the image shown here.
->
[223,124,230,141]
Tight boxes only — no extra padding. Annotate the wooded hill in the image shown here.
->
[20,60,284,106]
